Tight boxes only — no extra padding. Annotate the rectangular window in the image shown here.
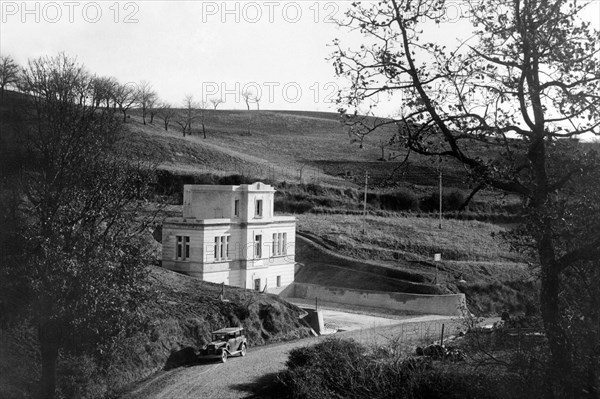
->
[276,275,281,287]
[255,234,262,258]
[214,235,230,261]
[270,232,288,256]
[176,235,190,260]
[256,199,263,217]
[282,233,287,255]
[254,278,261,291]
[234,199,240,217]
[277,233,282,255]
[214,236,219,260]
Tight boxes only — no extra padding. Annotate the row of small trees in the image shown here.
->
[0,53,160,398]
[0,54,267,139]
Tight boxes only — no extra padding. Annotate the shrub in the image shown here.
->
[446,190,467,211]
[420,190,467,212]
[380,189,420,211]
[304,183,325,196]
[276,337,505,399]
[275,199,313,214]
[218,174,253,185]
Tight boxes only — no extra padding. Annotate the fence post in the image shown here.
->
[440,323,445,346]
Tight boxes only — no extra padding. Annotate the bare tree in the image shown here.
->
[241,90,255,111]
[157,102,176,131]
[148,95,159,124]
[90,76,118,111]
[176,94,199,137]
[378,137,391,161]
[114,82,137,122]
[198,100,209,139]
[136,80,157,125]
[255,95,261,111]
[0,55,19,98]
[210,97,224,110]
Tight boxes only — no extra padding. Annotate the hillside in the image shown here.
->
[295,214,536,315]
[0,266,311,399]
[0,92,534,398]
[123,107,503,190]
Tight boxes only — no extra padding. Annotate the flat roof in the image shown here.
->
[212,327,244,333]
[184,182,275,193]
[164,216,296,225]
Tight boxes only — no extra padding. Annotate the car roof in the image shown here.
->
[212,327,244,334]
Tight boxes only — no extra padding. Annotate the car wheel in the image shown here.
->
[221,349,228,363]
[240,343,247,357]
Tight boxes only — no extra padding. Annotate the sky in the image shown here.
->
[1,0,599,117]
[1,1,357,112]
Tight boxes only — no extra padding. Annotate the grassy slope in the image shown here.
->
[295,234,443,295]
[295,214,536,315]
[124,108,503,189]
[0,93,536,396]
[0,267,311,399]
[297,214,526,263]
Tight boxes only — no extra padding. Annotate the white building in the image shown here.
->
[161,182,296,294]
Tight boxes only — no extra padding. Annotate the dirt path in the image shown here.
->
[120,316,471,399]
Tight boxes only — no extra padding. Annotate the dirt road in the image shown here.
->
[121,316,463,399]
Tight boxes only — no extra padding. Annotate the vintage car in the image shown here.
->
[199,327,247,363]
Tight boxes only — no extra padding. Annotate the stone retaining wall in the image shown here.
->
[283,283,467,316]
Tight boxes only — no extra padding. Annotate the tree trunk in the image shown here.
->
[38,323,60,399]
[459,184,484,211]
[539,239,573,397]
[122,109,127,122]
[202,122,206,139]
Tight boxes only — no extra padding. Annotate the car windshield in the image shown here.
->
[213,334,226,341]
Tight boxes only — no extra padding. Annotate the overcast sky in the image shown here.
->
[1,1,598,116]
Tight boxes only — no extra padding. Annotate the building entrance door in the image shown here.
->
[254,278,261,291]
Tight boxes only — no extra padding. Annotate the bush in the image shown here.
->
[420,190,467,212]
[218,174,254,185]
[275,199,313,214]
[380,189,420,211]
[275,338,505,399]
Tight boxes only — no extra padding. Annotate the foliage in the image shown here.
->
[276,337,503,399]
[0,267,312,398]
[0,53,157,398]
[332,0,600,391]
[420,190,466,213]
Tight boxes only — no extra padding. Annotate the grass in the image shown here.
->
[296,213,526,263]
[0,266,311,399]
[122,106,526,193]
[295,213,536,316]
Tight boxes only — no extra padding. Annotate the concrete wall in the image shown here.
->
[285,283,467,316]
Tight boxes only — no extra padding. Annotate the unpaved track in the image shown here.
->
[121,316,463,399]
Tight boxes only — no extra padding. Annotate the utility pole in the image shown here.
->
[362,171,369,234]
[438,156,443,229]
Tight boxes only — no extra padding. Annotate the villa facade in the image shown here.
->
[161,182,296,294]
